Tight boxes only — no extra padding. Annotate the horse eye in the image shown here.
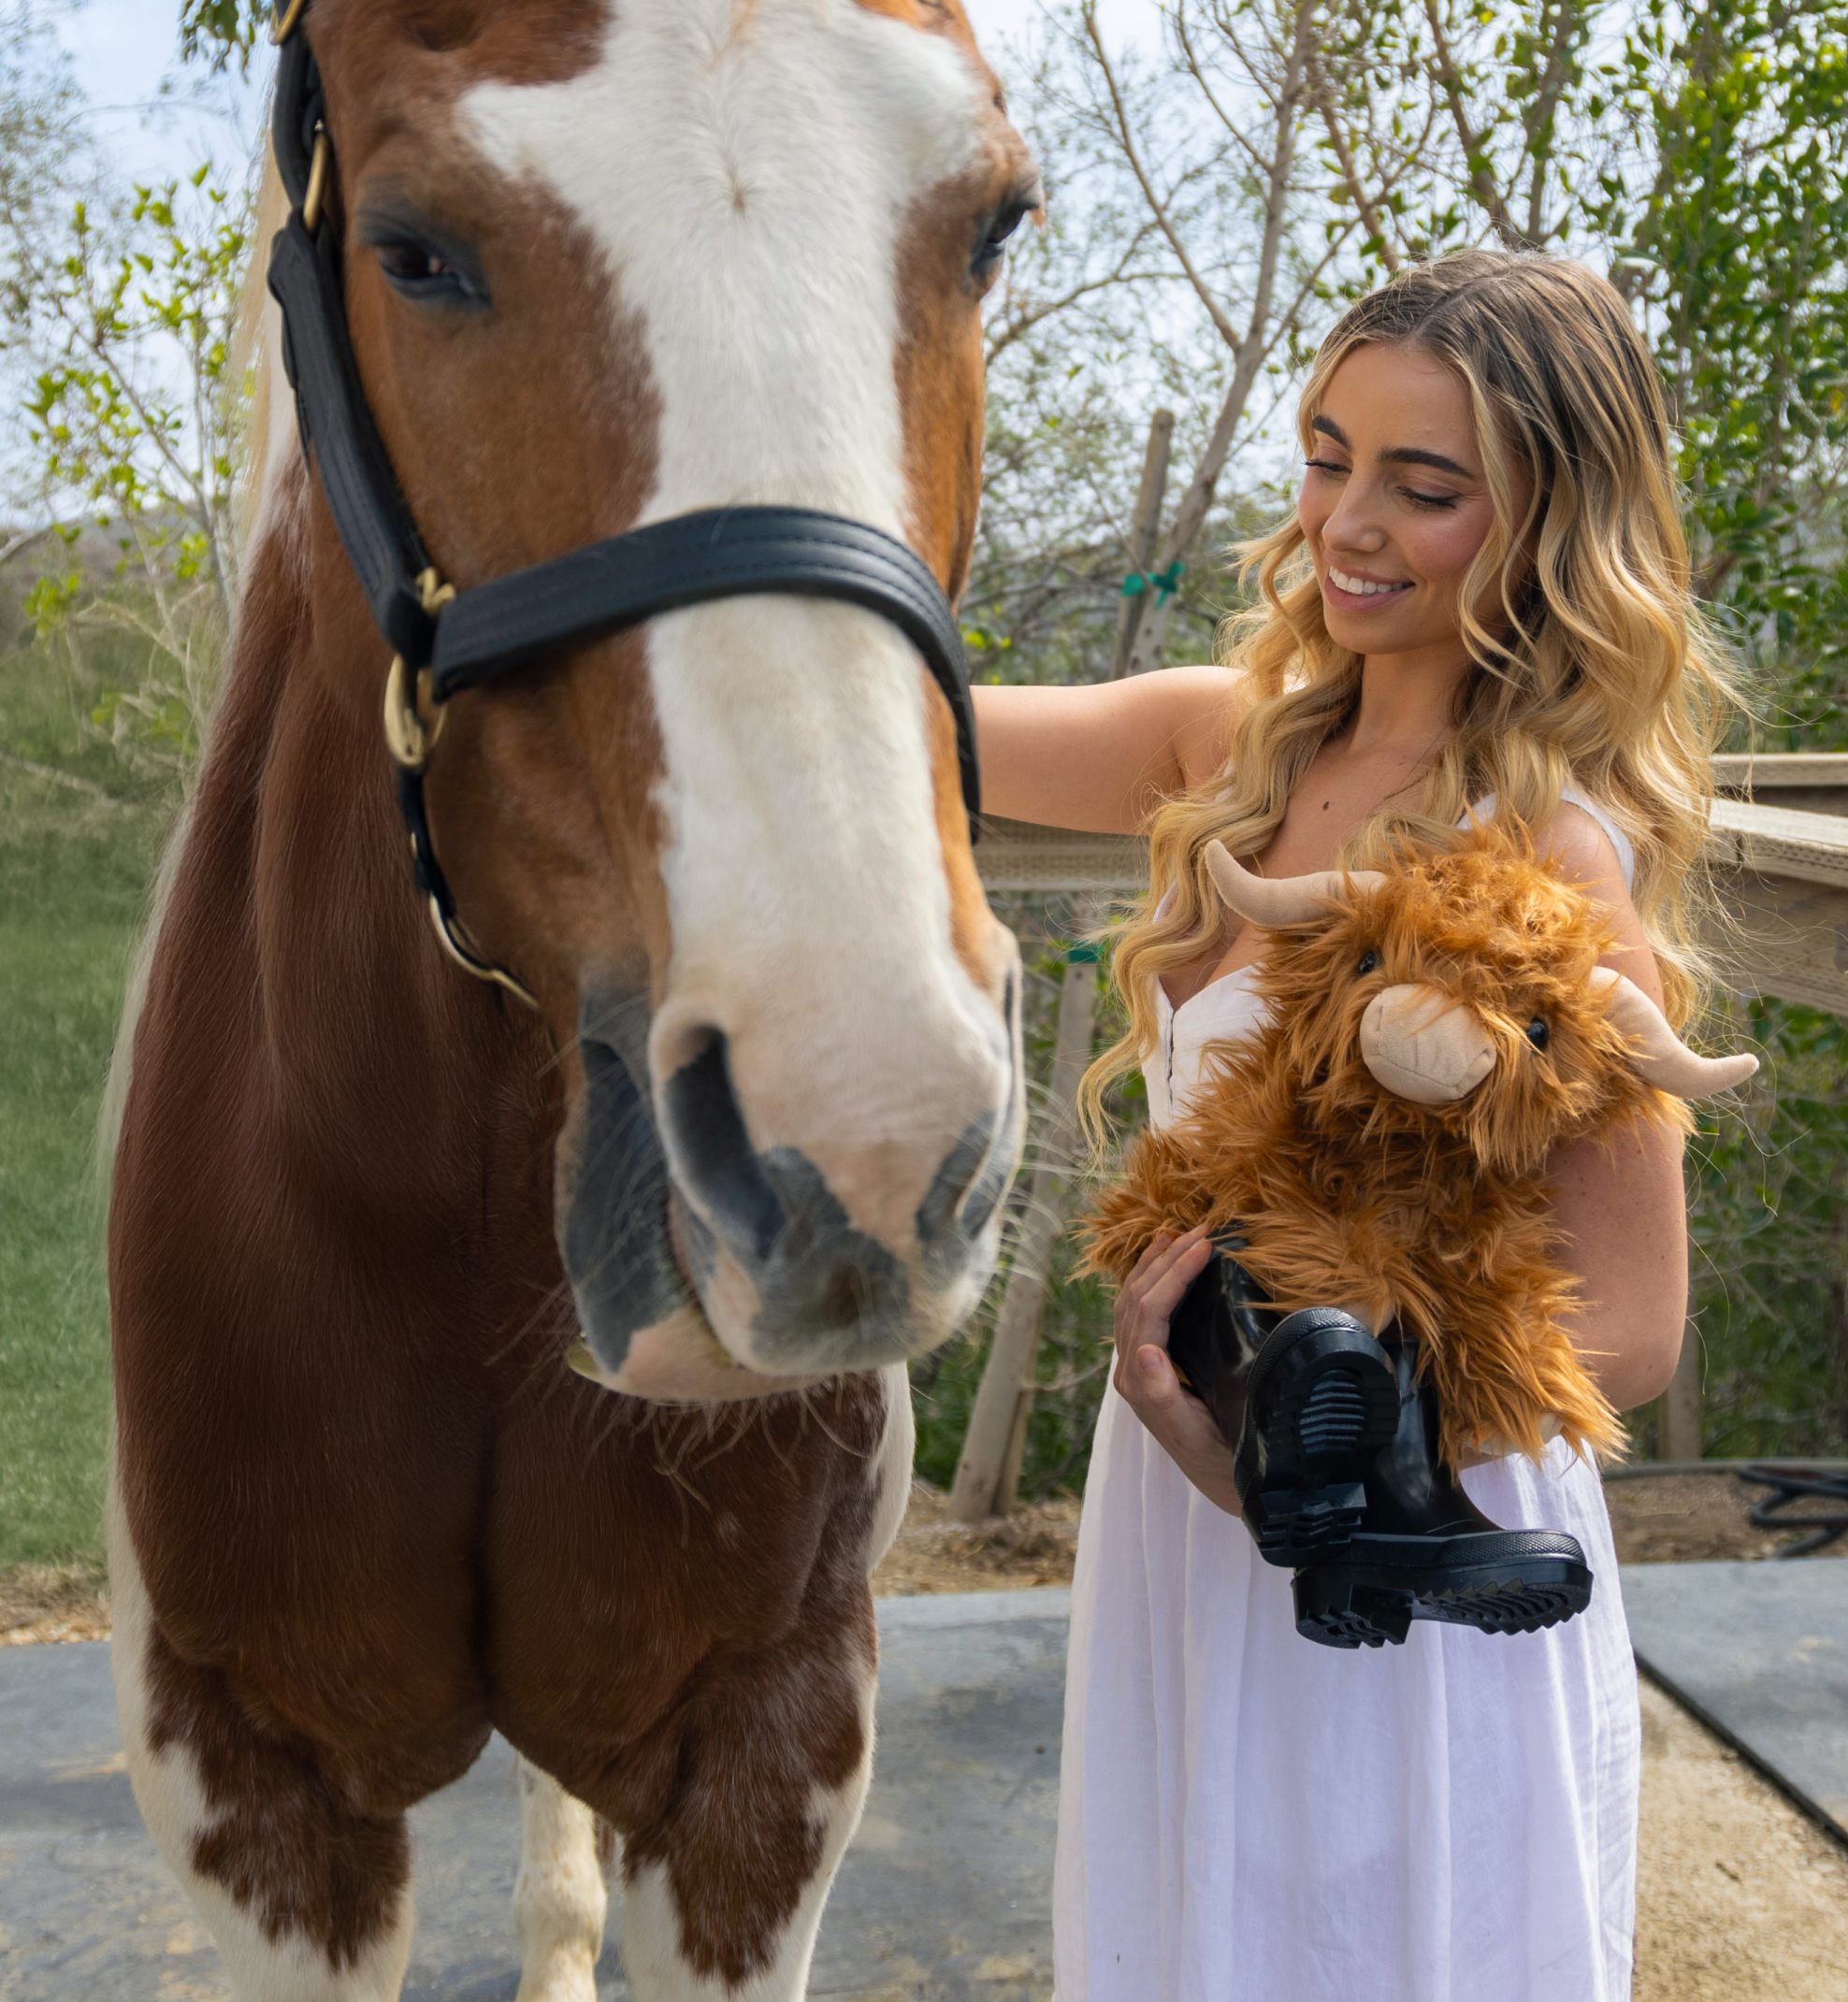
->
[379,242,447,282]
[369,234,487,310]
[972,193,1036,280]
[1526,1016,1550,1050]
[1357,950,1379,976]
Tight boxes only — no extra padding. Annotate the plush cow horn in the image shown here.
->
[1591,967,1760,1097]
[1204,841,1385,929]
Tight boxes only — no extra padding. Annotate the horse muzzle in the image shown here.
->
[559,984,1022,1395]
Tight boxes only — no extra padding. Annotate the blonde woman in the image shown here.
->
[972,251,1733,2001]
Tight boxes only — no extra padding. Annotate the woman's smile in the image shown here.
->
[1324,563,1412,604]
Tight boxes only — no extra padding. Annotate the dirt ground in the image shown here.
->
[8,1474,1846,1999]
[0,1558,109,1646]
[1634,1676,1848,1999]
[1606,1470,1848,1565]
[7,1467,1835,1640]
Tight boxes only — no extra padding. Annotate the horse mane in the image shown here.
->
[231,147,298,555]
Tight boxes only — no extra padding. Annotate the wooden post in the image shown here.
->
[1110,410,1176,681]
[947,914,1103,1522]
[1658,1314,1702,1461]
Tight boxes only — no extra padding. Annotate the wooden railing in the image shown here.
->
[975,756,1848,1015]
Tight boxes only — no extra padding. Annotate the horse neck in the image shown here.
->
[223,482,556,1226]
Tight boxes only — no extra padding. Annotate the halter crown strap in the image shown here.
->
[263,0,981,1006]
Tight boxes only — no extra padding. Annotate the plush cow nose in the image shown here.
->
[1360,985,1495,1104]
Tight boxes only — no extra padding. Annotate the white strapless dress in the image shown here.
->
[1053,836,1643,2000]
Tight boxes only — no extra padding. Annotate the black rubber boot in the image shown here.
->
[1291,1338,1595,1650]
[1164,1243,1397,1564]
[1231,1303,1402,1565]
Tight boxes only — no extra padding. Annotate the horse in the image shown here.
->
[105,4,1038,1995]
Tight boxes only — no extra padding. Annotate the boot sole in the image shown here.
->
[1291,1534,1594,1649]
[1240,1312,1400,1566]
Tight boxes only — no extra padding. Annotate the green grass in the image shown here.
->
[0,632,170,1570]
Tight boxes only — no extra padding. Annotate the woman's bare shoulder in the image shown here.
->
[1538,800,1662,1005]
[1162,663,1253,790]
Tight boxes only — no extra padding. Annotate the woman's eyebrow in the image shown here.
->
[1310,413,1478,480]
[1380,444,1478,479]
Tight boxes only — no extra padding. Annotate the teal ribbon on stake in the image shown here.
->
[1119,561,1185,606]
[1066,942,1102,964]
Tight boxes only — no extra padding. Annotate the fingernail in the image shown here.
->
[1138,1348,1162,1375]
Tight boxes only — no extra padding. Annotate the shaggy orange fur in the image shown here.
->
[1084,832,1689,1468]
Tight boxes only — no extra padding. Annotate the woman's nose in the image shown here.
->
[1324,482,1388,553]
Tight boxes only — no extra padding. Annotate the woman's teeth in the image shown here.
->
[1328,566,1407,597]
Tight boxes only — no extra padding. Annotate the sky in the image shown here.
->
[50,0,1159,187]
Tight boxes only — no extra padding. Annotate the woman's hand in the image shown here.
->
[1111,1227,1245,1515]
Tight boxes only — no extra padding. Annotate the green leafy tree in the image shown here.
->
[179,0,268,73]
[1615,0,1848,750]
[11,161,252,771]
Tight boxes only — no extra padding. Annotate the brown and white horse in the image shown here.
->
[106,3,1036,1995]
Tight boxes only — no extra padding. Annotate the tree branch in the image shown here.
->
[1308,48,1402,272]
[1081,2,1245,353]
[1421,0,1522,248]
[985,238,1168,367]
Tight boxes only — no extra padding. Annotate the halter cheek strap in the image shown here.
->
[264,2,982,1011]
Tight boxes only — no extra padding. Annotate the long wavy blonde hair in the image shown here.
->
[1082,249,1738,1133]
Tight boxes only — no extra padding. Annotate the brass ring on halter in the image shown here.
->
[415,566,457,618]
[383,656,445,771]
[271,0,310,44]
[426,900,541,1011]
[301,126,332,235]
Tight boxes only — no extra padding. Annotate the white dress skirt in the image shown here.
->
[1053,896,1643,2000]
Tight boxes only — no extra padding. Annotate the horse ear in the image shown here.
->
[1591,968,1759,1097]
[1203,841,1385,929]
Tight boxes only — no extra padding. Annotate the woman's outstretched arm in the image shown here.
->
[971,665,1244,832]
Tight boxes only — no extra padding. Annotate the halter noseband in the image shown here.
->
[264,2,981,1010]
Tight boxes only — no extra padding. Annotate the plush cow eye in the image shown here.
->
[1526,1016,1550,1050]
[1357,950,1379,976]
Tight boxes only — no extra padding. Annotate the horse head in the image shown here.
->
[260,0,1036,1390]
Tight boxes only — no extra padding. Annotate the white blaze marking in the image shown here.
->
[462,3,1008,1249]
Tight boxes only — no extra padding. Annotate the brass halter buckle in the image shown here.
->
[383,569,456,772]
[301,125,331,236]
[381,572,541,1013]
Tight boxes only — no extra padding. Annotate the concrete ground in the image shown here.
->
[0,1592,1065,2002]
[5,1571,1847,1999]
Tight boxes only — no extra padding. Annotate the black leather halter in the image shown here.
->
[264,1,980,1009]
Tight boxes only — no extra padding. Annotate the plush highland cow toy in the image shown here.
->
[1085,828,1757,1472]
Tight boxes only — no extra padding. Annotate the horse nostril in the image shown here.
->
[659,1031,786,1263]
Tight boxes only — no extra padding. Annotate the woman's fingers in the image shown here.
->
[1135,1231,1214,1341]
[1113,1227,1212,1380]
[1123,1343,1244,1516]
[1107,1229,1242,1513]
